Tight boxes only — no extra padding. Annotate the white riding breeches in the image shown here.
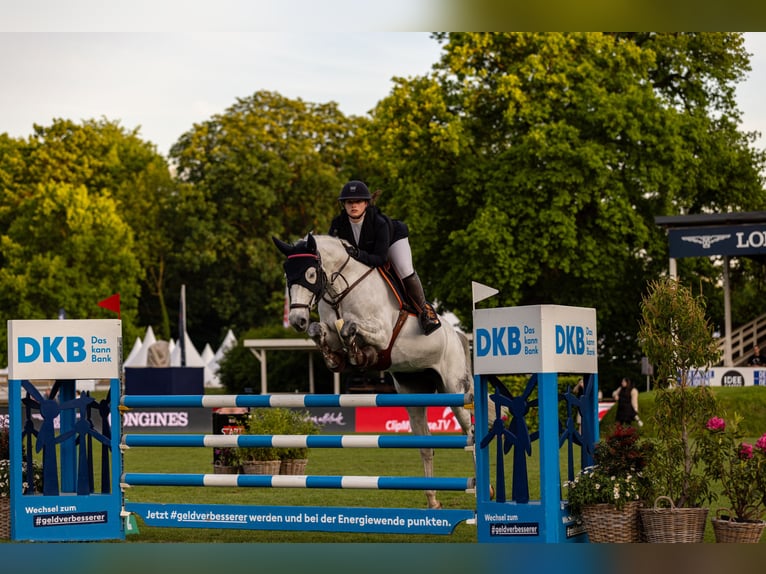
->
[389,238,414,279]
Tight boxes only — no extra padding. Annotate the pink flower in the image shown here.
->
[706,417,726,432]
[739,442,754,460]
[756,433,766,453]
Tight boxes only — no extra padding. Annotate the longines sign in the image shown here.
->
[668,224,766,258]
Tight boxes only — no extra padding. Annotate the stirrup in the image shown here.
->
[420,307,441,336]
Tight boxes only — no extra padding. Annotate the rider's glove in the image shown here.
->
[346,245,359,258]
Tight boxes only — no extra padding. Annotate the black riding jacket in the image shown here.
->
[328,206,407,268]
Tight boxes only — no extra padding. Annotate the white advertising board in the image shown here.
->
[8,319,122,379]
[473,305,597,374]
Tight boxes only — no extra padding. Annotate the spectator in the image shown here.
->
[749,343,764,366]
[612,377,642,427]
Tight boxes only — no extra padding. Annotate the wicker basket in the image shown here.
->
[212,463,239,474]
[711,509,766,544]
[581,500,642,543]
[279,459,308,475]
[639,496,708,543]
[1,497,10,540]
[241,460,281,475]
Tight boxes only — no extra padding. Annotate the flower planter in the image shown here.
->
[639,496,708,543]
[213,463,239,475]
[712,510,766,543]
[1,497,9,540]
[581,500,642,543]
[279,459,308,475]
[241,460,281,475]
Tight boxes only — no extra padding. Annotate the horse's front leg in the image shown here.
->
[339,321,379,368]
[405,405,441,509]
[307,321,347,372]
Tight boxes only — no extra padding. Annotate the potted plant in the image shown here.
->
[637,276,721,542]
[698,413,766,543]
[279,409,320,475]
[213,447,242,474]
[564,425,651,542]
[240,408,289,475]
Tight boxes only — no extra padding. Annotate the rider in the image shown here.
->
[328,180,441,335]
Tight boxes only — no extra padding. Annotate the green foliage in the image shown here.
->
[280,409,321,460]
[0,118,174,354]
[638,276,721,508]
[370,32,765,383]
[3,34,766,387]
[565,425,652,514]
[242,408,289,461]
[241,408,319,462]
[638,277,722,387]
[168,90,359,345]
[0,427,8,460]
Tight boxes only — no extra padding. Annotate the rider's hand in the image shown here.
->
[346,245,359,258]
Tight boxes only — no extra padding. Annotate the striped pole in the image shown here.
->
[123,434,473,449]
[120,392,473,409]
[122,473,476,491]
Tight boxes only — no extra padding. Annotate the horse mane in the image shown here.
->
[312,234,353,256]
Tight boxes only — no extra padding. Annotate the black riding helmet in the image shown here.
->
[338,180,371,203]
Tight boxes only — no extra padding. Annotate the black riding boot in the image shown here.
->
[403,272,441,335]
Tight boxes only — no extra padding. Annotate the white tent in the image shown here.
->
[123,326,156,368]
[201,343,215,366]
[122,326,236,388]
[123,336,143,367]
[206,329,237,388]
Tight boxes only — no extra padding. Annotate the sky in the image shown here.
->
[0,30,765,158]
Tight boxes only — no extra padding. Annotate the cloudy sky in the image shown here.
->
[0,26,764,158]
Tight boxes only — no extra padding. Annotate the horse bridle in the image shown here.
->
[284,250,376,318]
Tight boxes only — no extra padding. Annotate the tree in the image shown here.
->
[367,32,765,384]
[0,119,177,345]
[168,91,361,346]
[0,183,142,364]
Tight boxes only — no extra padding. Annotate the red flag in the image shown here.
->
[98,293,121,318]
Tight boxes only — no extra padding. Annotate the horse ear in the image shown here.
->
[272,236,294,256]
[306,233,317,252]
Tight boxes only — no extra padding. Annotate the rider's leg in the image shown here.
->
[402,272,441,335]
[389,238,441,335]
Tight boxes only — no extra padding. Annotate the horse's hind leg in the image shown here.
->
[405,405,441,509]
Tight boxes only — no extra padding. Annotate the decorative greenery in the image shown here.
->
[638,277,720,508]
[213,447,242,468]
[698,413,766,522]
[0,427,9,460]
[0,459,44,498]
[242,408,320,462]
[565,426,651,514]
[280,409,320,461]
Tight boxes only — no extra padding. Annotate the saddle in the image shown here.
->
[378,262,418,314]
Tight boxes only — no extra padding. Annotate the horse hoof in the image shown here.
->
[489,485,495,500]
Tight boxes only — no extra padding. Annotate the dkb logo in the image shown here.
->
[17,336,87,363]
[555,325,585,355]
